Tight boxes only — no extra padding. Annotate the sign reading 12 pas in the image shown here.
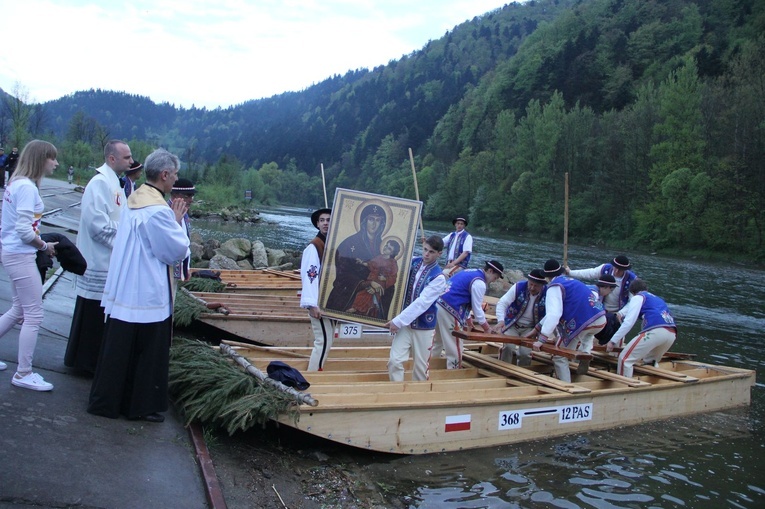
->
[443,403,593,433]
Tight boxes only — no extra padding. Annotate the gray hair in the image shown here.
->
[144,148,180,181]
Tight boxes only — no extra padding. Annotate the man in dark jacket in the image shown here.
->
[5,147,19,180]
[0,148,7,187]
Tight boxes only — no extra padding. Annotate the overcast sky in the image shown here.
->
[0,0,506,110]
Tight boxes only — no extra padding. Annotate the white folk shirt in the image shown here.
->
[75,163,126,299]
[100,185,190,323]
[495,283,540,328]
[443,231,473,262]
[300,242,322,309]
[608,293,645,345]
[538,285,564,338]
[568,264,624,312]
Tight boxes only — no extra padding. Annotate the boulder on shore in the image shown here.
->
[208,253,240,270]
[202,239,220,260]
[218,238,252,261]
[251,240,268,268]
[266,248,288,267]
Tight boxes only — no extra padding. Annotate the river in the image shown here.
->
[193,208,765,508]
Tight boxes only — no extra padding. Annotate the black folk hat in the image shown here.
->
[612,255,631,269]
[543,259,563,277]
[485,260,505,278]
[596,274,618,287]
[527,268,547,284]
[310,208,332,229]
[452,216,469,227]
[125,160,143,174]
[172,178,197,195]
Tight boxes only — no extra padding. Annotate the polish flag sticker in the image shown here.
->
[445,414,471,432]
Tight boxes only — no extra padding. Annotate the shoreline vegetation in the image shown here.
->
[60,175,760,268]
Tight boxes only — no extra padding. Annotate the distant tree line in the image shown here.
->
[2,0,763,260]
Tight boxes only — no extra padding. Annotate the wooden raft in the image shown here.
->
[216,341,756,455]
[192,293,390,346]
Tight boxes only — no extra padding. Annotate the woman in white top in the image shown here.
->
[0,140,59,391]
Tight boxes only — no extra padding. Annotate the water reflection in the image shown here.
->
[197,207,765,508]
[355,410,762,508]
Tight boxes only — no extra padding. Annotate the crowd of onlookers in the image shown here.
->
[0,139,195,425]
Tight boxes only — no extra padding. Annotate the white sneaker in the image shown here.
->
[12,372,54,392]
[0,361,7,371]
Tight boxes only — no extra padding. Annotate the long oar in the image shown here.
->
[563,172,569,268]
[320,163,328,208]
[409,147,425,241]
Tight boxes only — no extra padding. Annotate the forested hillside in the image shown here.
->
[3,0,764,259]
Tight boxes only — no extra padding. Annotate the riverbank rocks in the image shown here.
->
[218,238,252,261]
[190,207,261,223]
[190,242,204,263]
[251,241,268,268]
[485,269,522,298]
[190,235,300,271]
[266,248,287,267]
[209,253,241,270]
[237,259,254,270]
[202,239,220,260]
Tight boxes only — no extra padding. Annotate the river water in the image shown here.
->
[194,208,765,508]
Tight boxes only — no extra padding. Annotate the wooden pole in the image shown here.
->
[563,172,569,268]
[320,163,328,208]
[219,343,318,406]
[409,148,424,241]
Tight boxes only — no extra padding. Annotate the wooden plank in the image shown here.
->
[590,352,699,382]
[314,377,511,394]
[222,343,393,359]
[312,385,553,408]
[591,344,696,360]
[263,268,301,279]
[306,367,483,384]
[548,357,652,388]
[462,351,591,394]
[454,330,592,362]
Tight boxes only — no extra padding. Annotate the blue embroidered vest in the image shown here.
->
[549,276,605,347]
[637,291,676,333]
[504,281,547,327]
[600,264,637,309]
[437,268,484,325]
[404,257,443,330]
[444,230,471,268]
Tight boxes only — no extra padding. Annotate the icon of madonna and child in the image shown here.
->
[320,190,422,327]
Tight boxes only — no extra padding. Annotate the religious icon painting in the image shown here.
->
[319,188,422,328]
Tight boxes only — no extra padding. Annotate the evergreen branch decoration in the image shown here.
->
[169,337,300,435]
[182,277,227,293]
[172,288,209,327]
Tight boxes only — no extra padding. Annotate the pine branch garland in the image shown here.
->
[172,288,209,327]
[182,277,227,293]
[169,337,300,435]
